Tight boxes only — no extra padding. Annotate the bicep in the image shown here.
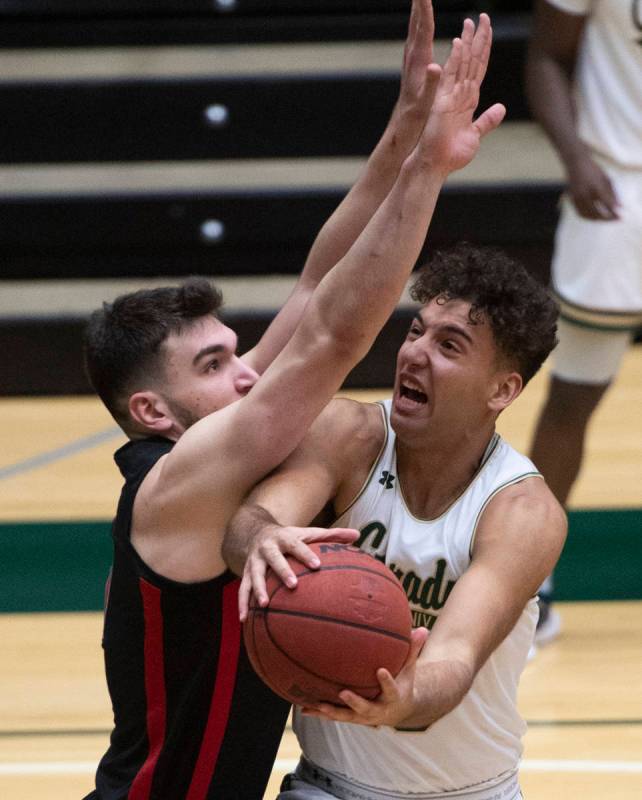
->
[424,481,567,670]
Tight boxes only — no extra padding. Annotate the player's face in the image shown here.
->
[159,315,258,433]
[391,298,506,442]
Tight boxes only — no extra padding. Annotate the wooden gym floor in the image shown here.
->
[1,349,641,799]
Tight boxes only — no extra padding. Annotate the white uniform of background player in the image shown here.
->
[285,401,535,800]
[527,0,642,642]
[549,0,642,369]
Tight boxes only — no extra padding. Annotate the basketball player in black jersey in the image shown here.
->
[81,5,505,798]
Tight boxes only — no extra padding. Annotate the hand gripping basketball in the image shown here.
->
[243,543,413,706]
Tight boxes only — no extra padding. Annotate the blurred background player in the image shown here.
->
[526,0,642,645]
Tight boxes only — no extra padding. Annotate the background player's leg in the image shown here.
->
[530,375,610,507]
[529,320,631,645]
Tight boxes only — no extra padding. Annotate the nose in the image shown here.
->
[403,336,429,369]
[235,359,259,395]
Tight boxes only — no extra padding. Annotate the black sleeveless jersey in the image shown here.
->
[86,437,290,800]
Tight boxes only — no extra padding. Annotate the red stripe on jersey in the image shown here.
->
[129,579,167,800]
[186,579,242,800]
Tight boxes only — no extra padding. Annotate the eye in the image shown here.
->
[441,339,459,352]
[207,359,220,372]
[407,324,422,339]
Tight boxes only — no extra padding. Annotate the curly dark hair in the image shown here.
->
[84,278,223,430]
[410,244,558,385]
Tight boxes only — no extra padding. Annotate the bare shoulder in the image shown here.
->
[475,476,567,567]
[312,397,386,462]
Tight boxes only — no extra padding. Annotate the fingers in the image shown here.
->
[408,626,429,661]
[338,689,379,716]
[303,701,358,724]
[575,180,620,220]
[441,36,463,96]
[473,102,506,138]
[471,13,492,85]
[305,527,360,545]
[456,18,474,84]
[238,571,252,622]
[248,554,271,607]
[260,545,299,589]
[417,0,435,65]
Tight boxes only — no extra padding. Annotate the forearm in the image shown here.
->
[525,51,588,171]
[222,503,279,576]
[397,657,474,730]
[300,110,427,291]
[306,153,445,360]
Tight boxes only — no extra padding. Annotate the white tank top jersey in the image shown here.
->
[547,0,642,168]
[294,401,541,795]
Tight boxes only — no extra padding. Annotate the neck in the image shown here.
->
[395,424,497,520]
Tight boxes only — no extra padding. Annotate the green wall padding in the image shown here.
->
[0,521,112,612]
[555,509,642,601]
[0,510,640,612]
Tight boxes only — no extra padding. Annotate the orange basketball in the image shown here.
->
[243,542,412,706]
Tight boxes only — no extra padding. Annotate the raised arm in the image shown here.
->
[307,479,566,729]
[525,0,618,219]
[243,0,440,374]
[143,15,505,577]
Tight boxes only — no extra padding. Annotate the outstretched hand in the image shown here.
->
[301,627,429,728]
[393,0,441,137]
[238,525,359,621]
[417,13,505,177]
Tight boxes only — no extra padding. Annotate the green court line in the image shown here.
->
[0,509,640,612]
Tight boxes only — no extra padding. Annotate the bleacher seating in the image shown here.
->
[1,0,562,394]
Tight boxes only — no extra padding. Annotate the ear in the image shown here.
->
[488,371,523,414]
[128,390,174,435]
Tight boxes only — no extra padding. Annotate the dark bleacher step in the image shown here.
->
[1,32,530,167]
[0,182,561,280]
[0,3,529,48]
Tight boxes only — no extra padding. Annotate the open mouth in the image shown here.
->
[400,383,428,405]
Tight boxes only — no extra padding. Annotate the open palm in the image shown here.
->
[420,14,505,176]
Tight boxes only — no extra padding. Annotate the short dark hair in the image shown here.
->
[410,244,558,385]
[84,278,223,429]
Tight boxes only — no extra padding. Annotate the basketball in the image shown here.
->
[243,542,412,706]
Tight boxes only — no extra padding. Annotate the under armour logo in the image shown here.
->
[379,470,395,489]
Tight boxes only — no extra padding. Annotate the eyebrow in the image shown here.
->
[414,314,474,345]
[192,344,226,366]
[439,324,474,345]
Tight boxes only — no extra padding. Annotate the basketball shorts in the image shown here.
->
[551,318,632,384]
[278,759,524,800]
[551,158,642,332]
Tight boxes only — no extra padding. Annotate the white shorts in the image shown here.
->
[551,158,642,331]
[278,758,524,800]
[552,318,632,384]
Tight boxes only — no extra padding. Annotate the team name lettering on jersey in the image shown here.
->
[355,520,457,625]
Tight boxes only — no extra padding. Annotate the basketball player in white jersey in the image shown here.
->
[225,245,567,800]
[526,0,642,642]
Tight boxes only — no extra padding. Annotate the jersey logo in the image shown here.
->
[379,470,395,489]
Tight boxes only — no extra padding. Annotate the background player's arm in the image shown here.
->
[525,0,618,219]
[307,478,566,729]
[243,0,439,374]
